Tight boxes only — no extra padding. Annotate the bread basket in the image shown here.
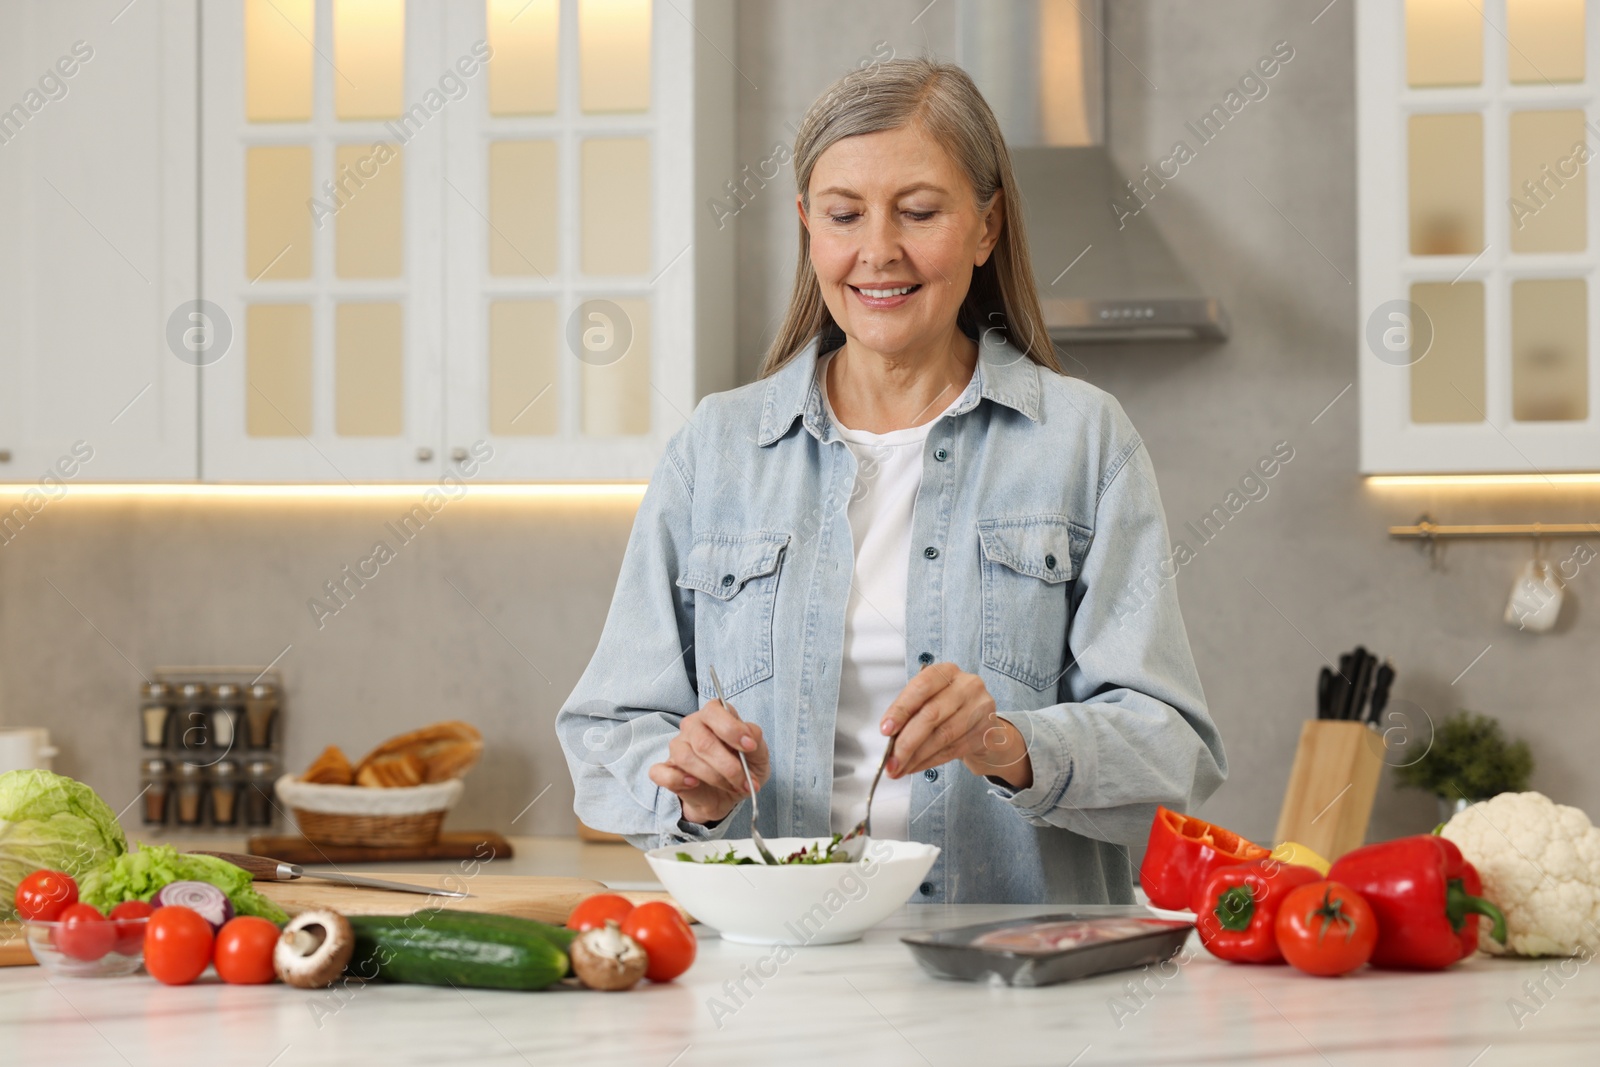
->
[275,774,464,847]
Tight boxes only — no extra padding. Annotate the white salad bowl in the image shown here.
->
[645,837,940,946]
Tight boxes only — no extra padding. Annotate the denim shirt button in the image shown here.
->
[1045,553,1057,570]
[918,882,934,896]
[720,573,735,587]
[923,546,939,559]
[923,768,939,782]
[933,447,949,462]
[918,652,934,666]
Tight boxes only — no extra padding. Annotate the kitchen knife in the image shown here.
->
[1349,648,1376,723]
[1335,653,1356,719]
[1366,661,1396,725]
[1317,666,1335,719]
[190,851,472,898]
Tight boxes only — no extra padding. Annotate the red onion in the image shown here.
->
[152,881,235,930]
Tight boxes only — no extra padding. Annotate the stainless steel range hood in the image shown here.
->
[959,0,1230,342]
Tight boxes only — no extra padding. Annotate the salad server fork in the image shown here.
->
[837,731,894,863]
[707,666,779,865]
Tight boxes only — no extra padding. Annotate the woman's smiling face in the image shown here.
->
[801,121,1003,359]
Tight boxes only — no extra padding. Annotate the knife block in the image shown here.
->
[1273,720,1386,861]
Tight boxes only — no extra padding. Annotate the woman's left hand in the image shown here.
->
[881,663,1033,789]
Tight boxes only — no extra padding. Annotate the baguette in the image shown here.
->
[354,721,484,785]
[301,745,355,785]
[355,752,426,788]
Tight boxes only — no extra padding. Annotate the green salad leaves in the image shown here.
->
[80,845,289,924]
[0,769,128,918]
[0,769,288,925]
[677,833,854,866]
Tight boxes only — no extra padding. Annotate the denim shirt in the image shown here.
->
[555,333,1227,905]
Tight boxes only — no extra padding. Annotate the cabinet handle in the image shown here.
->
[416,447,434,462]
[450,447,469,462]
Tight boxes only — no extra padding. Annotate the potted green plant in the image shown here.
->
[1394,710,1533,823]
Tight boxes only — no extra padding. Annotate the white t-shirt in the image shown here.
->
[821,353,968,843]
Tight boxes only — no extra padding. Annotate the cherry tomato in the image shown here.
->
[620,901,696,982]
[15,870,79,922]
[213,916,280,985]
[1275,881,1378,977]
[110,900,156,956]
[143,906,215,985]
[566,893,636,933]
[54,903,116,962]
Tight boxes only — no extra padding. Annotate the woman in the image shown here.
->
[557,59,1226,904]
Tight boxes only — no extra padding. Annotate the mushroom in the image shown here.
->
[570,920,648,991]
[274,909,355,989]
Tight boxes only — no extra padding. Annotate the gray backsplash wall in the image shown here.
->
[0,493,639,836]
[2,2,1595,847]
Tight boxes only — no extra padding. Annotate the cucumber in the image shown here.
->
[414,910,578,973]
[459,912,577,953]
[347,910,570,991]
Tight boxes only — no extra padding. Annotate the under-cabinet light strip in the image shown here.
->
[0,483,649,500]
[1366,474,1600,488]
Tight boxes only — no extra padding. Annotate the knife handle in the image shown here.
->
[1335,653,1355,718]
[1349,652,1375,723]
[189,850,297,881]
[1367,662,1395,723]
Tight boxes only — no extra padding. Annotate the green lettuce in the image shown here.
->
[79,845,288,924]
[0,770,128,919]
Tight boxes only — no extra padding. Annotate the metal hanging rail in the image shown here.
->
[1389,515,1600,540]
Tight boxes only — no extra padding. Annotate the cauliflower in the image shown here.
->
[1442,791,1600,957]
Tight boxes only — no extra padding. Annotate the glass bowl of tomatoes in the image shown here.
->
[21,905,152,978]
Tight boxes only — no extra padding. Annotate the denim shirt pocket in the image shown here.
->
[977,515,1089,691]
[676,530,791,698]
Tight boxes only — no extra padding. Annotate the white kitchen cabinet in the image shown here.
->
[438,0,736,481]
[200,0,446,482]
[0,0,198,484]
[199,0,736,483]
[1358,0,1600,473]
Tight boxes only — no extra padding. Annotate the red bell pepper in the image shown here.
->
[1326,834,1508,970]
[1139,806,1273,911]
[1191,859,1324,963]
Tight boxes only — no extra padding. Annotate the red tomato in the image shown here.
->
[1275,881,1378,977]
[144,906,215,985]
[15,870,78,922]
[620,901,696,982]
[54,903,116,962]
[213,916,280,985]
[566,893,636,932]
[110,900,156,956]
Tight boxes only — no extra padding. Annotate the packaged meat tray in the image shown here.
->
[901,913,1193,988]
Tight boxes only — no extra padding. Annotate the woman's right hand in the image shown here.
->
[648,698,770,826]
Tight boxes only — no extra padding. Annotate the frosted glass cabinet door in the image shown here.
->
[439,0,736,481]
[0,1,198,483]
[1359,0,1600,472]
[201,0,444,482]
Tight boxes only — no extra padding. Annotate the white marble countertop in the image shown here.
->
[3,839,1595,1066]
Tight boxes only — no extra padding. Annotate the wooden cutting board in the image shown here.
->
[256,874,609,923]
[0,922,33,968]
[255,874,687,924]
[246,832,514,865]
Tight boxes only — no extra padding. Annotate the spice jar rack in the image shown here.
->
[137,667,284,831]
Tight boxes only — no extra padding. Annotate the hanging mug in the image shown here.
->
[1504,556,1564,633]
